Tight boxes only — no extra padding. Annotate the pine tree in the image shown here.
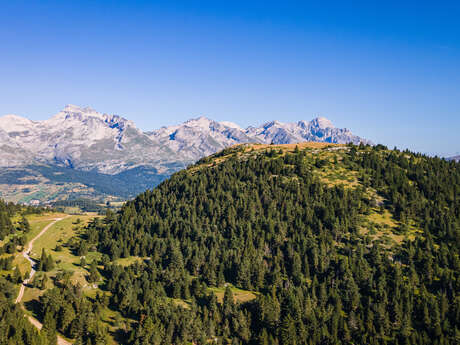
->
[12,265,22,284]
[19,216,31,233]
[280,315,297,345]
[40,274,48,290]
[38,248,47,271]
[88,260,100,284]
[223,286,234,316]
[42,308,57,345]
[45,254,55,271]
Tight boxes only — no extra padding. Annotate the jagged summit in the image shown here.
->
[47,105,136,129]
[48,104,100,121]
[244,117,366,146]
[63,104,96,113]
[0,105,369,177]
[309,116,334,129]
[180,116,224,132]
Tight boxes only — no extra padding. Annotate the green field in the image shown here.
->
[29,215,103,286]
[208,284,258,303]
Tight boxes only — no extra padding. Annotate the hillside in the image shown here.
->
[3,143,459,345]
[74,142,457,344]
[0,105,369,204]
[0,164,168,205]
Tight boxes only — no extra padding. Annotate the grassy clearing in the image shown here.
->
[360,208,422,247]
[99,306,135,345]
[207,284,258,303]
[22,274,51,303]
[168,297,191,309]
[360,208,400,246]
[31,215,103,288]
[25,212,68,242]
[367,209,398,228]
[30,215,91,258]
[12,254,30,277]
[316,166,359,188]
[301,149,361,189]
[1,213,67,279]
[113,256,145,267]
[19,214,103,304]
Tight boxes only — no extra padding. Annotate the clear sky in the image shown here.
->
[1,1,459,156]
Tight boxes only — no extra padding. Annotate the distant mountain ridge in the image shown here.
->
[0,105,370,203]
[0,104,369,173]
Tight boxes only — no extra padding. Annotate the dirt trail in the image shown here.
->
[15,216,72,345]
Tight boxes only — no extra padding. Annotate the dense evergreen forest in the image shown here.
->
[71,143,459,345]
[0,199,39,261]
[3,143,460,345]
[0,199,36,241]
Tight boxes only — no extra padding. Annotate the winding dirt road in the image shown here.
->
[15,216,72,345]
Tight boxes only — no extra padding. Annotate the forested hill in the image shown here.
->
[81,142,459,345]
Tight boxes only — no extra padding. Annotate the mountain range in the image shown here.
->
[0,104,369,203]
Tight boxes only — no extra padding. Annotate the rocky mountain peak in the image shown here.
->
[63,104,97,113]
[0,114,35,133]
[183,116,215,129]
[309,117,334,129]
[0,105,370,176]
[260,120,283,128]
[45,105,136,131]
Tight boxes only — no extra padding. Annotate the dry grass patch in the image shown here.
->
[316,167,359,189]
[208,284,258,304]
[191,142,346,173]
[360,208,423,247]
[240,142,343,151]
[169,298,191,309]
[113,256,145,267]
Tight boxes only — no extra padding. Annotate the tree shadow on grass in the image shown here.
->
[23,299,43,323]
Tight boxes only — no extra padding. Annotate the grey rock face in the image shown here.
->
[245,117,369,145]
[0,105,370,176]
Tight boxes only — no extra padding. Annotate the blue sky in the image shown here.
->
[0,1,459,156]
